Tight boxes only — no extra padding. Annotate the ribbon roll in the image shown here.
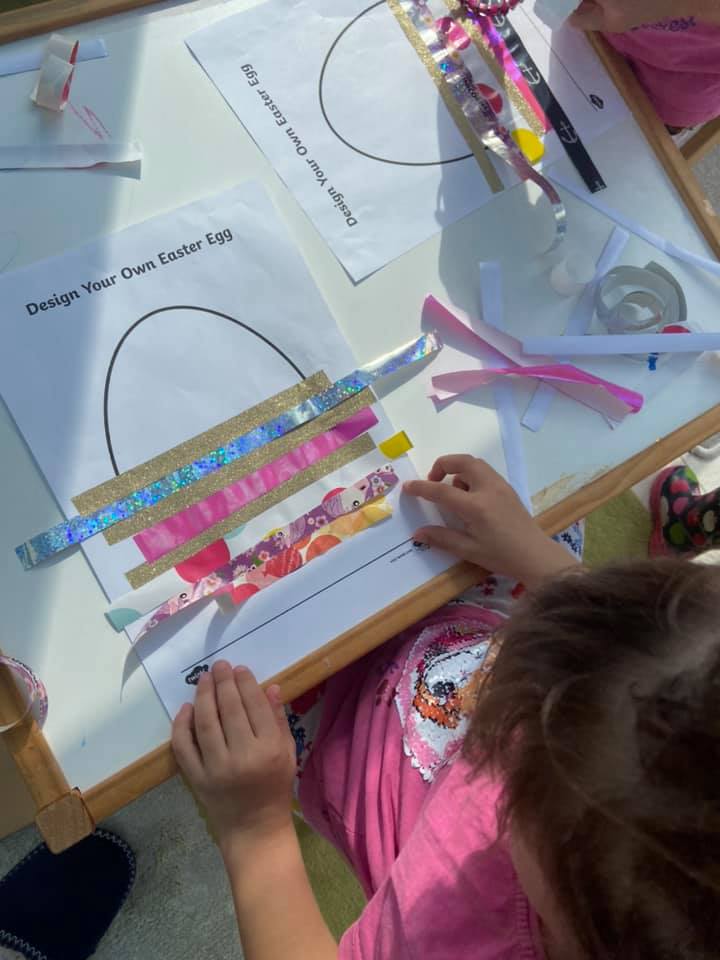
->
[16,333,441,570]
[397,0,566,247]
[0,656,48,732]
[595,263,686,335]
[131,466,400,639]
[31,33,79,112]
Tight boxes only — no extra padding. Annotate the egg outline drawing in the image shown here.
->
[103,304,307,476]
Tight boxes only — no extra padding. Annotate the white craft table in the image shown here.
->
[0,0,718,850]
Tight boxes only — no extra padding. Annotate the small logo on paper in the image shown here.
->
[185,665,209,686]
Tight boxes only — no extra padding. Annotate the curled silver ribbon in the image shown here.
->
[596,263,686,334]
[400,0,566,248]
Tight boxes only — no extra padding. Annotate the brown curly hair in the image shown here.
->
[464,558,720,960]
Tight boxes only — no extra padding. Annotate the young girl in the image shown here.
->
[172,455,720,960]
[568,0,720,129]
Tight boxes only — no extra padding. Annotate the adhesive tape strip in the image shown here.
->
[31,33,79,112]
[595,264,684,335]
[0,656,48,733]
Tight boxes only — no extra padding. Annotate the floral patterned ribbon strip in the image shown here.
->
[129,466,398,642]
[133,407,379,564]
[392,0,566,247]
[226,499,393,607]
[0,656,48,732]
[16,333,439,570]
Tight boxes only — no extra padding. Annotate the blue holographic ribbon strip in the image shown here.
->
[16,332,441,570]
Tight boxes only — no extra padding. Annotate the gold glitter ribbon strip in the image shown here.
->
[124,432,376,589]
[104,388,375,545]
[388,0,503,194]
[73,373,331,514]
[440,0,544,140]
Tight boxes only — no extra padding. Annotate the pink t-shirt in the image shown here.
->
[604,18,720,127]
[297,604,545,959]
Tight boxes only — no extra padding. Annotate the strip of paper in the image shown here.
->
[521,225,629,431]
[31,34,79,111]
[424,294,643,420]
[478,262,532,512]
[134,407,379,562]
[388,0,502,192]
[378,430,414,459]
[549,172,720,280]
[125,433,375,588]
[105,389,374,544]
[0,656,48,732]
[76,373,330,513]
[17,333,439,570]
[441,0,548,138]
[227,499,393,605]
[0,143,142,170]
[109,466,399,632]
[522,331,717,356]
[0,38,107,78]
[488,13,606,193]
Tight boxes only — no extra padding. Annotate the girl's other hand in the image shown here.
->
[172,661,297,860]
[404,455,578,588]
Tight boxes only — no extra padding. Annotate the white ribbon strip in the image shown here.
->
[0,142,143,170]
[522,226,629,432]
[478,262,532,512]
[523,331,720,356]
[31,34,79,111]
[550,172,720,280]
[0,38,106,78]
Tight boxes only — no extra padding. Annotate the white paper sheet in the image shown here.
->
[186,0,627,280]
[0,183,453,716]
[524,332,720,355]
[0,38,107,78]
[0,141,142,170]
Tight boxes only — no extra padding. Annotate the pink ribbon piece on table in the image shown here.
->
[134,406,379,563]
[423,295,643,423]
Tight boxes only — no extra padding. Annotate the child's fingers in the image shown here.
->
[427,454,477,483]
[213,660,251,751]
[266,684,289,731]
[568,0,604,29]
[171,703,204,783]
[193,671,228,769]
[234,666,278,739]
[403,478,470,517]
[412,524,480,560]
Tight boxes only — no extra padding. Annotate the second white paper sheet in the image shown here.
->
[186,0,627,281]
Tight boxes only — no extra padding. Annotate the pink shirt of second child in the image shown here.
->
[297,603,545,959]
[605,17,720,127]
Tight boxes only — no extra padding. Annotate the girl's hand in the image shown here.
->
[568,0,675,33]
[172,661,297,859]
[404,455,578,588]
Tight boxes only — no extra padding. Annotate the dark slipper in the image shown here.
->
[648,464,702,557]
[0,829,135,960]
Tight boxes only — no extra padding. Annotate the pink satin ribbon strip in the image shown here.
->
[133,406,379,563]
[423,295,643,422]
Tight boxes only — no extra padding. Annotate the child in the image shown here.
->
[650,463,720,555]
[568,0,720,129]
[172,455,720,959]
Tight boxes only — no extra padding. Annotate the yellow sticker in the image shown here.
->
[379,431,413,460]
[511,128,545,166]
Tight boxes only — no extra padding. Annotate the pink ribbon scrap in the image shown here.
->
[423,295,643,423]
[134,406,379,563]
